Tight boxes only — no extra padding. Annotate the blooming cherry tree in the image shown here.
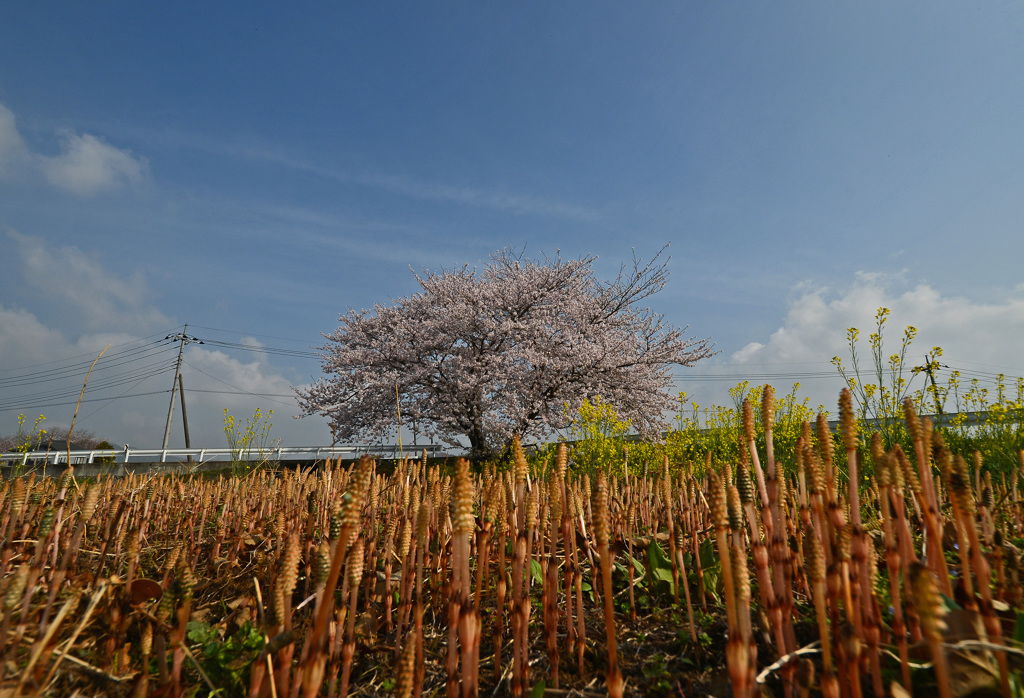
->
[298,248,714,458]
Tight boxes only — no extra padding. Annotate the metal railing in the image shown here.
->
[4,410,1014,467]
[0,444,448,466]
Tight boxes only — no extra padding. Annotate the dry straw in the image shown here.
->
[0,388,1020,697]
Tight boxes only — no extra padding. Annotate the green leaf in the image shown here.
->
[647,539,673,571]
[940,593,962,612]
[580,581,595,602]
[1014,612,1024,645]
[614,553,647,586]
[529,680,547,698]
[530,559,543,585]
[701,569,721,603]
[626,552,647,576]
[646,540,675,597]
[652,567,674,584]
[698,539,717,569]
[187,621,218,645]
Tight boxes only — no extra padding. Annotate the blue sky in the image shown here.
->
[2,3,1023,448]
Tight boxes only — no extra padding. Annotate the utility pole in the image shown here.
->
[918,352,946,417]
[178,374,192,459]
[162,326,202,450]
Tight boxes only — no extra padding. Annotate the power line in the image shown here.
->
[199,339,319,359]
[181,359,269,395]
[188,324,317,345]
[0,363,176,411]
[671,363,1023,386]
[0,389,172,411]
[187,389,297,407]
[4,358,175,392]
[943,357,1024,373]
[181,360,298,406]
[1,385,297,415]
[0,342,177,388]
[179,361,298,406]
[672,371,839,383]
[0,326,311,419]
[0,331,176,375]
[188,389,295,397]
[78,368,172,422]
[185,324,322,358]
[943,363,1024,381]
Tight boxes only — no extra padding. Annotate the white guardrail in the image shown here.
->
[0,444,448,466]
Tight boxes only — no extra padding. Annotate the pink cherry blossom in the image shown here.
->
[297,248,715,458]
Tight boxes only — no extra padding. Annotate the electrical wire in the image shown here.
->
[0,326,313,418]
[0,358,175,397]
[188,324,318,345]
[0,330,175,374]
[77,368,171,422]
[187,389,296,397]
[943,364,1024,381]
[180,360,298,407]
[672,371,840,383]
[187,389,297,407]
[943,357,1024,373]
[183,323,321,359]
[0,341,177,388]
[0,364,176,412]
[670,362,1022,386]
[199,339,319,359]
[0,389,172,412]
[181,359,264,394]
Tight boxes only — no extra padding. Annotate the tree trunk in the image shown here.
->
[467,429,494,463]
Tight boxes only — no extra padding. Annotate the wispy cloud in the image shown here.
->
[350,172,600,221]
[0,102,149,196]
[7,229,169,333]
[141,129,599,221]
[0,103,30,176]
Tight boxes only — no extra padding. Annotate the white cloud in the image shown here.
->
[39,130,148,196]
[0,233,325,447]
[0,102,148,196]
[0,317,320,447]
[183,345,301,414]
[0,304,69,366]
[682,272,1024,414]
[7,230,170,333]
[0,104,30,175]
[734,271,1024,369]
